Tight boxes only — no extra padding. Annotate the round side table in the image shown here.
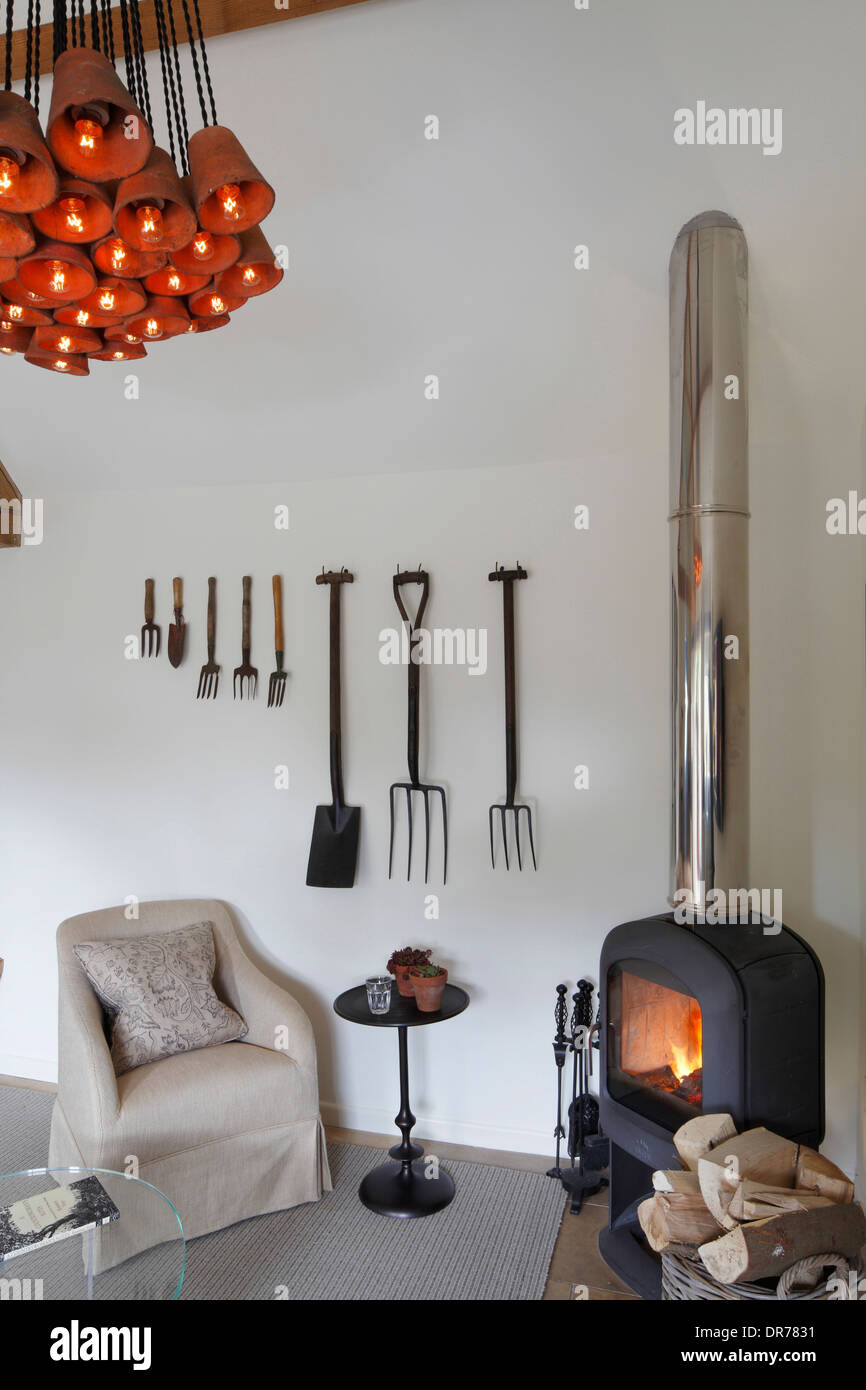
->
[333,983,469,1218]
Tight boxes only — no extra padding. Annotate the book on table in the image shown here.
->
[0,1176,120,1262]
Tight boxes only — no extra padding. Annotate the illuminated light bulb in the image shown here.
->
[0,320,12,332]
[47,261,67,295]
[242,266,261,288]
[57,336,72,353]
[124,333,141,344]
[187,321,198,333]
[210,295,226,315]
[75,118,102,157]
[113,350,125,360]
[60,196,86,234]
[110,239,128,269]
[167,272,182,291]
[192,233,214,262]
[8,305,22,320]
[98,289,116,312]
[26,291,42,302]
[136,204,163,245]
[76,310,90,326]
[0,345,13,354]
[144,318,162,339]
[216,184,244,223]
[0,156,19,197]
[54,359,69,370]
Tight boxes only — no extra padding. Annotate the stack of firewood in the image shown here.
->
[637,1113,866,1286]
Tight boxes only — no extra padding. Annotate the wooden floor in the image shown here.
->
[2,1080,638,1300]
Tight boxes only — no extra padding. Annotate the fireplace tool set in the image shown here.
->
[546,980,609,1215]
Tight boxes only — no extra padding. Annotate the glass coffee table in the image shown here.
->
[0,1167,185,1300]
[333,983,469,1218]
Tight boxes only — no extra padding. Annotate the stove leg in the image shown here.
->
[596,1141,661,1300]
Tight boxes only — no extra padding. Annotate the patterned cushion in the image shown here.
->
[73,922,248,1076]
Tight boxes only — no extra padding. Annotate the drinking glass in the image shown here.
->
[365,977,392,1015]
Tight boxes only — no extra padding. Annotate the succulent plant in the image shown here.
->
[386,947,431,973]
[408,961,445,978]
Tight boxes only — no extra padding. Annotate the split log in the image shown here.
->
[727,1181,836,1222]
[638,1193,725,1252]
[653,1169,702,1195]
[697,1128,799,1226]
[673,1113,737,1172]
[795,1148,855,1204]
[698,1202,866,1285]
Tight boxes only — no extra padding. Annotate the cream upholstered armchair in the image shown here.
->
[49,899,331,1269]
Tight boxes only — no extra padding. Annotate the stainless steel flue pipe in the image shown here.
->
[669,212,749,914]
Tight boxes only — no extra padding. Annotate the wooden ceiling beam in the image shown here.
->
[3,0,380,85]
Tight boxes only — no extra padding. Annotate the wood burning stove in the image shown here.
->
[599,914,824,1298]
[597,215,825,1299]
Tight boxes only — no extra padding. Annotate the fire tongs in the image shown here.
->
[388,567,448,884]
[488,563,536,870]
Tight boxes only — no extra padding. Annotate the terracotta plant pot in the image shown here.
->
[391,965,415,999]
[47,47,152,182]
[410,968,448,1013]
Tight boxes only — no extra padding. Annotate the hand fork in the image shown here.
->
[267,575,287,708]
[196,577,220,699]
[388,567,448,884]
[488,563,536,870]
[141,578,160,658]
[233,575,258,700]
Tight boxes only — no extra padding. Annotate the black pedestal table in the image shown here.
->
[333,984,470,1218]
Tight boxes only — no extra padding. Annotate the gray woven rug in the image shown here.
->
[0,1085,562,1300]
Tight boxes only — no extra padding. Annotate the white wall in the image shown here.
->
[0,0,863,1174]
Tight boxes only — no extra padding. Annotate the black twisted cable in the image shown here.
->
[191,0,216,125]
[179,0,207,126]
[52,0,65,65]
[4,2,13,92]
[77,0,84,48]
[31,0,39,114]
[118,0,136,102]
[129,0,153,131]
[165,0,189,169]
[100,0,113,62]
[24,0,33,101]
[151,0,177,168]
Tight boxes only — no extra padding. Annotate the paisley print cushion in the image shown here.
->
[74,922,248,1075]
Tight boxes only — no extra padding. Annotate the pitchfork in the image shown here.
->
[388,567,448,884]
[488,563,536,870]
[196,577,220,700]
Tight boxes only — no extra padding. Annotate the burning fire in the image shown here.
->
[669,1011,702,1082]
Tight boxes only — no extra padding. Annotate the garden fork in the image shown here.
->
[488,563,536,870]
[141,578,160,658]
[233,575,258,700]
[267,575,288,708]
[388,567,448,884]
[196,577,220,700]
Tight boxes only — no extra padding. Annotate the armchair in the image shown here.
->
[49,899,331,1271]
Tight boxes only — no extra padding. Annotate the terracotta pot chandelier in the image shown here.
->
[0,0,280,375]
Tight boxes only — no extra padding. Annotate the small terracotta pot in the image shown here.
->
[31,179,114,244]
[410,968,448,1013]
[0,209,36,257]
[0,91,59,213]
[0,323,32,354]
[47,47,152,182]
[214,224,283,299]
[186,312,230,335]
[17,239,96,304]
[88,341,147,362]
[114,146,197,252]
[32,321,102,355]
[143,264,210,297]
[126,293,190,341]
[91,234,167,279]
[187,125,275,234]
[391,965,415,999]
[24,343,89,375]
[188,283,246,317]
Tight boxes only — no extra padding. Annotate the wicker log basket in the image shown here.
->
[662,1249,864,1301]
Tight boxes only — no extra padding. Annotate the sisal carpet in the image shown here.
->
[0,1085,562,1301]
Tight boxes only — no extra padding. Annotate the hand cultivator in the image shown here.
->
[488,563,536,870]
[388,567,448,884]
